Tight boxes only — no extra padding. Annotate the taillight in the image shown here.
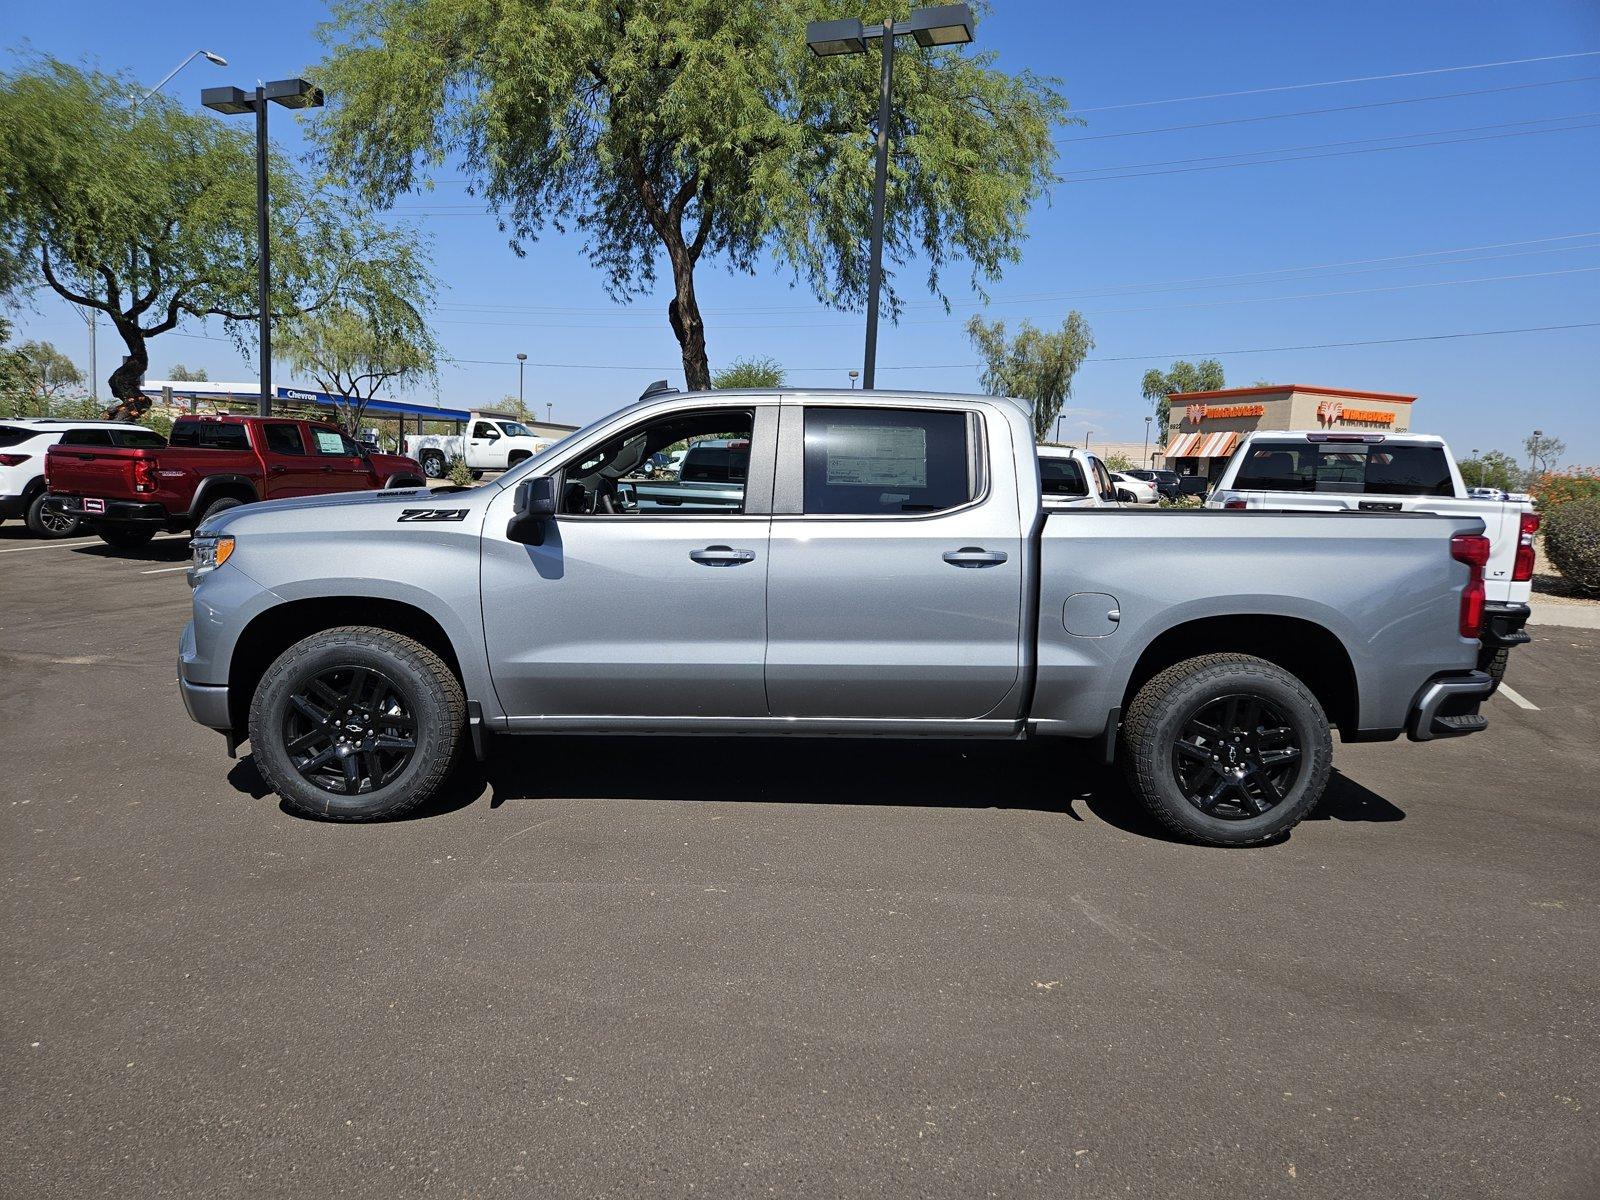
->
[0,453,29,466]
[1223,498,1247,510]
[1513,510,1539,582]
[1451,532,1491,638]
[133,459,158,494]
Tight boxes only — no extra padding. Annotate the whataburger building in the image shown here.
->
[1161,383,1417,479]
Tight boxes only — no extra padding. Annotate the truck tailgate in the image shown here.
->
[45,445,153,499]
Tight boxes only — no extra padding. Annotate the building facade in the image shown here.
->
[1161,384,1416,480]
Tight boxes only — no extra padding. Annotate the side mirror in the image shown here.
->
[507,477,558,545]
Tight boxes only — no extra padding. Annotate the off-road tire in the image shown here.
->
[197,496,244,529]
[1479,646,1509,695]
[97,526,156,549]
[420,451,447,479]
[26,491,79,537]
[249,626,465,822]
[1120,653,1333,847]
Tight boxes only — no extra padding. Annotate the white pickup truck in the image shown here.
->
[1207,431,1536,687]
[404,413,559,479]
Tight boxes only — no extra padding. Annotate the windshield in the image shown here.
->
[1233,441,1453,496]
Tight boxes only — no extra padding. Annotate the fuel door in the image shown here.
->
[1063,591,1121,638]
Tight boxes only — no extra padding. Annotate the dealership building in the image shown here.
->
[1161,383,1417,480]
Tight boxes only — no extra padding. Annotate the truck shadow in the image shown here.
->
[240,736,1404,842]
[72,538,191,562]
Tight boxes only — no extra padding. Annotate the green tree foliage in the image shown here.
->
[712,356,786,390]
[1542,497,1600,596]
[1458,449,1521,492]
[312,0,1071,390]
[14,339,82,398]
[1141,359,1225,441]
[1103,452,1134,472]
[966,312,1094,440]
[0,317,35,417]
[0,57,433,402]
[275,237,440,437]
[166,363,209,382]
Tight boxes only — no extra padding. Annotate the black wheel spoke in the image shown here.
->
[1258,725,1295,747]
[1259,747,1301,766]
[282,663,417,798]
[1196,776,1233,811]
[1171,691,1304,822]
[1255,770,1284,804]
[1238,697,1260,733]
[1175,739,1215,766]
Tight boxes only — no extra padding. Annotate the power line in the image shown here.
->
[1061,75,1600,143]
[1061,112,1600,176]
[1072,50,1600,114]
[1060,118,1600,184]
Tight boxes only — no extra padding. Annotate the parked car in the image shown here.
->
[1037,446,1125,508]
[1467,486,1505,500]
[404,413,558,478]
[1110,471,1159,504]
[179,389,1497,847]
[1,418,164,538]
[45,414,426,548]
[1206,431,1535,690]
[1125,468,1180,501]
[1176,475,1211,498]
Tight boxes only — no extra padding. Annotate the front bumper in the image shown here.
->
[1407,670,1494,741]
[178,620,231,731]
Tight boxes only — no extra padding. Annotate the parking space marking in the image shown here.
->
[1498,683,1540,711]
[0,534,187,555]
[140,566,190,575]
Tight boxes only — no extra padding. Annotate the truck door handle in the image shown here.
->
[271,465,288,473]
[321,465,334,472]
[942,547,1008,567]
[689,545,757,566]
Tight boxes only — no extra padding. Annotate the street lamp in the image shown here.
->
[848,369,860,389]
[1144,414,1152,465]
[1470,448,1481,488]
[807,4,974,390]
[142,50,227,102]
[516,352,528,420]
[202,78,324,417]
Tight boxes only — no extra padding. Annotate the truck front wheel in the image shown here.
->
[248,626,466,821]
[1119,653,1332,847]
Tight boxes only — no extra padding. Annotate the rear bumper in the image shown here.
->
[45,493,172,528]
[1407,670,1494,741]
[1480,601,1532,650]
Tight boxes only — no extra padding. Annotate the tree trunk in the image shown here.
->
[666,249,711,392]
[108,322,148,401]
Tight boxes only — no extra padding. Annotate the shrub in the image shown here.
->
[1159,493,1202,509]
[447,455,474,488]
[1542,497,1600,596]
[1532,469,1600,512]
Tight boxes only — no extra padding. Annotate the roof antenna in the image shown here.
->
[638,380,678,402]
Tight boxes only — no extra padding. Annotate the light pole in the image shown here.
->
[516,352,528,420]
[1470,448,1481,488]
[806,5,974,390]
[1143,414,1152,465]
[848,369,860,389]
[143,50,227,102]
[202,79,324,417]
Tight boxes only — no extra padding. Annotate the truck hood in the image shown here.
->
[199,484,466,535]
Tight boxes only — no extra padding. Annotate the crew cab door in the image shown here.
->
[481,400,777,723]
[764,400,1026,721]
[306,425,374,492]
[257,421,323,497]
[468,420,506,469]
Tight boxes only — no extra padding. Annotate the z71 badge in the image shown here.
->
[397,508,469,523]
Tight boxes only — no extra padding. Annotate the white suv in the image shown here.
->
[0,418,155,538]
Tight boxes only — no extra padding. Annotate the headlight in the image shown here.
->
[190,535,235,578]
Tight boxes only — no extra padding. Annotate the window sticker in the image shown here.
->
[824,423,928,489]
[313,429,345,454]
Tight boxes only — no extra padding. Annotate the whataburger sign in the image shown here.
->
[1316,399,1395,426]
[1186,402,1266,422]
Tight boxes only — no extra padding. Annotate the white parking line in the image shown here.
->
[0,534,186,555]
[1497,683,1540,711]
[140,566,190,575]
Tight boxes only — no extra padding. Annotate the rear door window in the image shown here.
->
[1040,456,1088,498]
[1234,442,1454,497]
[261,422,305,455]
[170,421,248,450]
[802,407,975,515]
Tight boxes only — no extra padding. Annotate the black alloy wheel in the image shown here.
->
[282,664,418,795]
[1170,693,1303,819]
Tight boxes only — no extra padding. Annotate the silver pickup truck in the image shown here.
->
[179,388,1496,846]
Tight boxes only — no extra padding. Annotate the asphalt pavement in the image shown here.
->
[3,524,1597,1198]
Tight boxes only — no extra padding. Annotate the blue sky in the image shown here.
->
[7,1,1600,461]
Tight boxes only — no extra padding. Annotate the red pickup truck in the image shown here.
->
[45,415,427,548]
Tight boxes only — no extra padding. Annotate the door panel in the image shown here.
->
[259,422,322,496]
[764,404,1025,721]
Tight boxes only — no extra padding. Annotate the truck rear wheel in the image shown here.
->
[1120,654,1332,847]
[248,626,465,822]
[420,450,447,479]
